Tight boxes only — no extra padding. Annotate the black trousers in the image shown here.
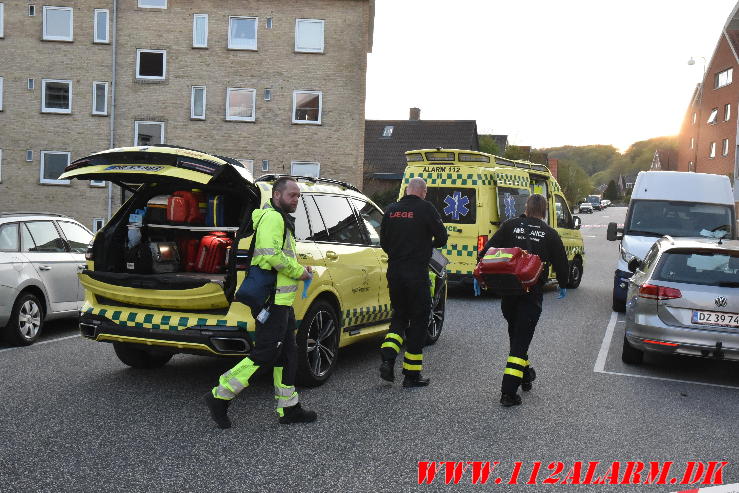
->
[500,285,543,394]
[250,305,298,387]
[381,267,431,375]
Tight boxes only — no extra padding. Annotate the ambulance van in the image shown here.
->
[400,149,585,289]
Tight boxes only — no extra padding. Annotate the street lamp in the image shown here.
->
[688,56,707,172]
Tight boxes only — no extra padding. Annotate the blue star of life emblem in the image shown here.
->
[443,191,470,220]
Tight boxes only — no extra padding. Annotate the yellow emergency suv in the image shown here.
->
[58,146,447,386]
[400,149,585,289]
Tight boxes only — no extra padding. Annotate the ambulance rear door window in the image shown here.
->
[497,187,530,222]
[425,187,476,224]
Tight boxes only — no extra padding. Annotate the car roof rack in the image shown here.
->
[0,212,68,218]
[255,174,360,193]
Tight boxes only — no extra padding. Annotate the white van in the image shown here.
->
[607,171,736,312]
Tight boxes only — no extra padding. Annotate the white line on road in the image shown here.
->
[597,369,739,390]
[594,311,618,372]
[0,334,80,353]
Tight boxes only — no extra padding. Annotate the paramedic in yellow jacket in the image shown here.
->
[204,176,316,429]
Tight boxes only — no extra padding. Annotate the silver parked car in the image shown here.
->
[0,213,93,345]
[622,235,739,364]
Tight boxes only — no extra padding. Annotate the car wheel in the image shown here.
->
[113,342,173,369]
[296,300,339,387]
[426,277,447,345]
[567,259,583,289]
[621,336,643,364]
[612,293,626,313]
[4,292,44,346]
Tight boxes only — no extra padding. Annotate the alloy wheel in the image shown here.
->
[305,310,339,378]
[18,299,42,340]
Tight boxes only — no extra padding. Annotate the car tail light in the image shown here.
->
[638,284,682,300]
[477,235,488,253]
[643,339,679,347]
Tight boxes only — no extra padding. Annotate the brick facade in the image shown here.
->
[0,0,373,230]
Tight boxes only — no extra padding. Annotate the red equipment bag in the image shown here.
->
[167,190,205,225]
[177,237,200,272]
[195,232,233,273]
[473,247,543,295]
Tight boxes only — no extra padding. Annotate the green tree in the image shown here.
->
[603,179,620,201]
[370,184,401,209]
[557,160,593,205]
[478,135,501,155]
[542,145,620,176]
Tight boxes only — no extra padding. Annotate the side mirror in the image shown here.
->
[627,258,643,273]
[573,216,581,230]
[606,222,623,241]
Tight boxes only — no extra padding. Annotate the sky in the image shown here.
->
[365,0,739,153]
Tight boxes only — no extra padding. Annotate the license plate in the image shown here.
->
[691,310,739,328]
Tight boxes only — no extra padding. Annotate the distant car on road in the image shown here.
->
[622,235,739,365]
[601,199,611,208]
[0,213,93,345]
[578,203,594,214]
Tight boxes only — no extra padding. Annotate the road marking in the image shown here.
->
[594,312,739,390]
[0,334,80,353]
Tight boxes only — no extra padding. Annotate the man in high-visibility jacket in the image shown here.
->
[204,176,316,429]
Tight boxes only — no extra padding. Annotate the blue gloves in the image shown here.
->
[473,278,481,297]
[557,288,567,299]
[302,278,312,299]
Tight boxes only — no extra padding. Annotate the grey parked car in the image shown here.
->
[0,213,93,345]
[622,236,739,364]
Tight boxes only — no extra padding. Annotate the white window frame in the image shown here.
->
[90,179,106,187]
[191,86,206,120]
[382,125,394,137]
[715,68,733,89]
[42,6,73,42]
[292,90,322,124]
[295,19,325,53]
[228,16,258,51]
[707,108,718,125]
[134,121,165,146]
[725,103,731,121]
[291,161,320,178]
[29,5,35,17]
[40,151,71,185]
[261,159,269,172]
[709,142,717,158]
[237,159,254,176]
[0,3,4,38]
[192,14,208,48]
[226,88,256,122]
[26,150,33,162]
[92,218,105,232]
[92,81,108,115]
[41,79,72,114]
[138,0,167,8]
[94,9,110,44]
[690,137,694,149]
[692,112,696,124]
[722,138,729,156]
[136,49,167,80]
[0,77,3,111]
[28,78,34,90]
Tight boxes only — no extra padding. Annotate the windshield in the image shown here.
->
[653,249,739,286]
[587,195,600,205]
[626,200,734,237]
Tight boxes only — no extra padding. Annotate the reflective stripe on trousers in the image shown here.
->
[380,332,404,355]
[402,351,422,372]
[503,355,528,380]
[273,366,299,410]
[212,356,260,401]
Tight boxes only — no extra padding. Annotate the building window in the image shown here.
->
[193,14,208,48]
[0,3,4,38]
[26,150,33,162]
[92,81,108,115]
[29,5,35,16]
[709,142,716,158]
[134,121,164,146]
[382,125,394,137]
[136,50,166,80]
[27,78,34,90]
[228,17,257,50]
[688,161,695,172]
[292,91,322,124]
[138,0,167,8]
[0,77,3,111]
[725,103,731,122]
[690,137,694,149]
[263,88,272,101]
[41,79,72,114]
[226,88,256,121]
[43,6,73,42]
[90,179,105,187]
[266,17,273,29]
[692,112,696,124]
[722,138,729,156]
[40,151,71,185]
[92,218,105,232]
[261,159,269,172]
[237,159,254,176]
[714,68,733,89]
[191,86,206,119]
[291,161,320,177]
[707,108,718,124]
[295,19,324,53]
[94,9,109,43]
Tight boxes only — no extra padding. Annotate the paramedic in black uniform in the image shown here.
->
[378,177,448,387]
[478,193,569,407]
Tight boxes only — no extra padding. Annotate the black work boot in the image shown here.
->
[402,373,430,388]
[500,393,522,407]
[521,366,537,392]
[380,359,395,382]
[279,403,317,424]
[204,391,232,429]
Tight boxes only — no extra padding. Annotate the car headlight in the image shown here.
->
[620,245,636,263]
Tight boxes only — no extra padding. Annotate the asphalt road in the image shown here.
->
[1,207,737,492]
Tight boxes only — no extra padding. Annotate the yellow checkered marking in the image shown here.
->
[565,245,585,258]
[442,242,477,259]
[403,172,493,187]
[493,172,530,188]
[84,306,248,332]
[343,304,392,328]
